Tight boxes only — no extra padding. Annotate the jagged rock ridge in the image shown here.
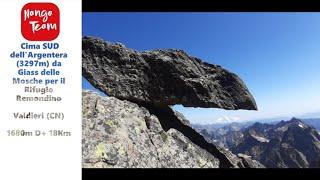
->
[82,36,257,110]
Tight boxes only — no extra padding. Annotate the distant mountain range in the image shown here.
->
[193,117,320,131]
[194,117,320,168]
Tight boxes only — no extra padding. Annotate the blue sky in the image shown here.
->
[83,13,320,124]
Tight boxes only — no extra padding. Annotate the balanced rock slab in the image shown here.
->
[82,36,257,110]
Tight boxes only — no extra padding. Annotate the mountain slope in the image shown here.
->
[233,118,320,168]
[196,118,320,168]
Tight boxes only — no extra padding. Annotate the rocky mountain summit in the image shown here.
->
[197,118,320,168]
[82,36,263,168]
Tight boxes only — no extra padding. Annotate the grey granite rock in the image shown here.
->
[82,91,220,168]
[82,91,263,168]
[82,36,257,110]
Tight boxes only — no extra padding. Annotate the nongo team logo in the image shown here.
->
[21,3,60,41]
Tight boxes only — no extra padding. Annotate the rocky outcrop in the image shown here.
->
[82,36,257,110]
[82,37,261,168]
[82,91,263,168]
[83,91,221,168]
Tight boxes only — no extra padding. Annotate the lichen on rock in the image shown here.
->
[82,91,221,168]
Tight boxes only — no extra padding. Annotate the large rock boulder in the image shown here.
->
[82,36,257,110]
